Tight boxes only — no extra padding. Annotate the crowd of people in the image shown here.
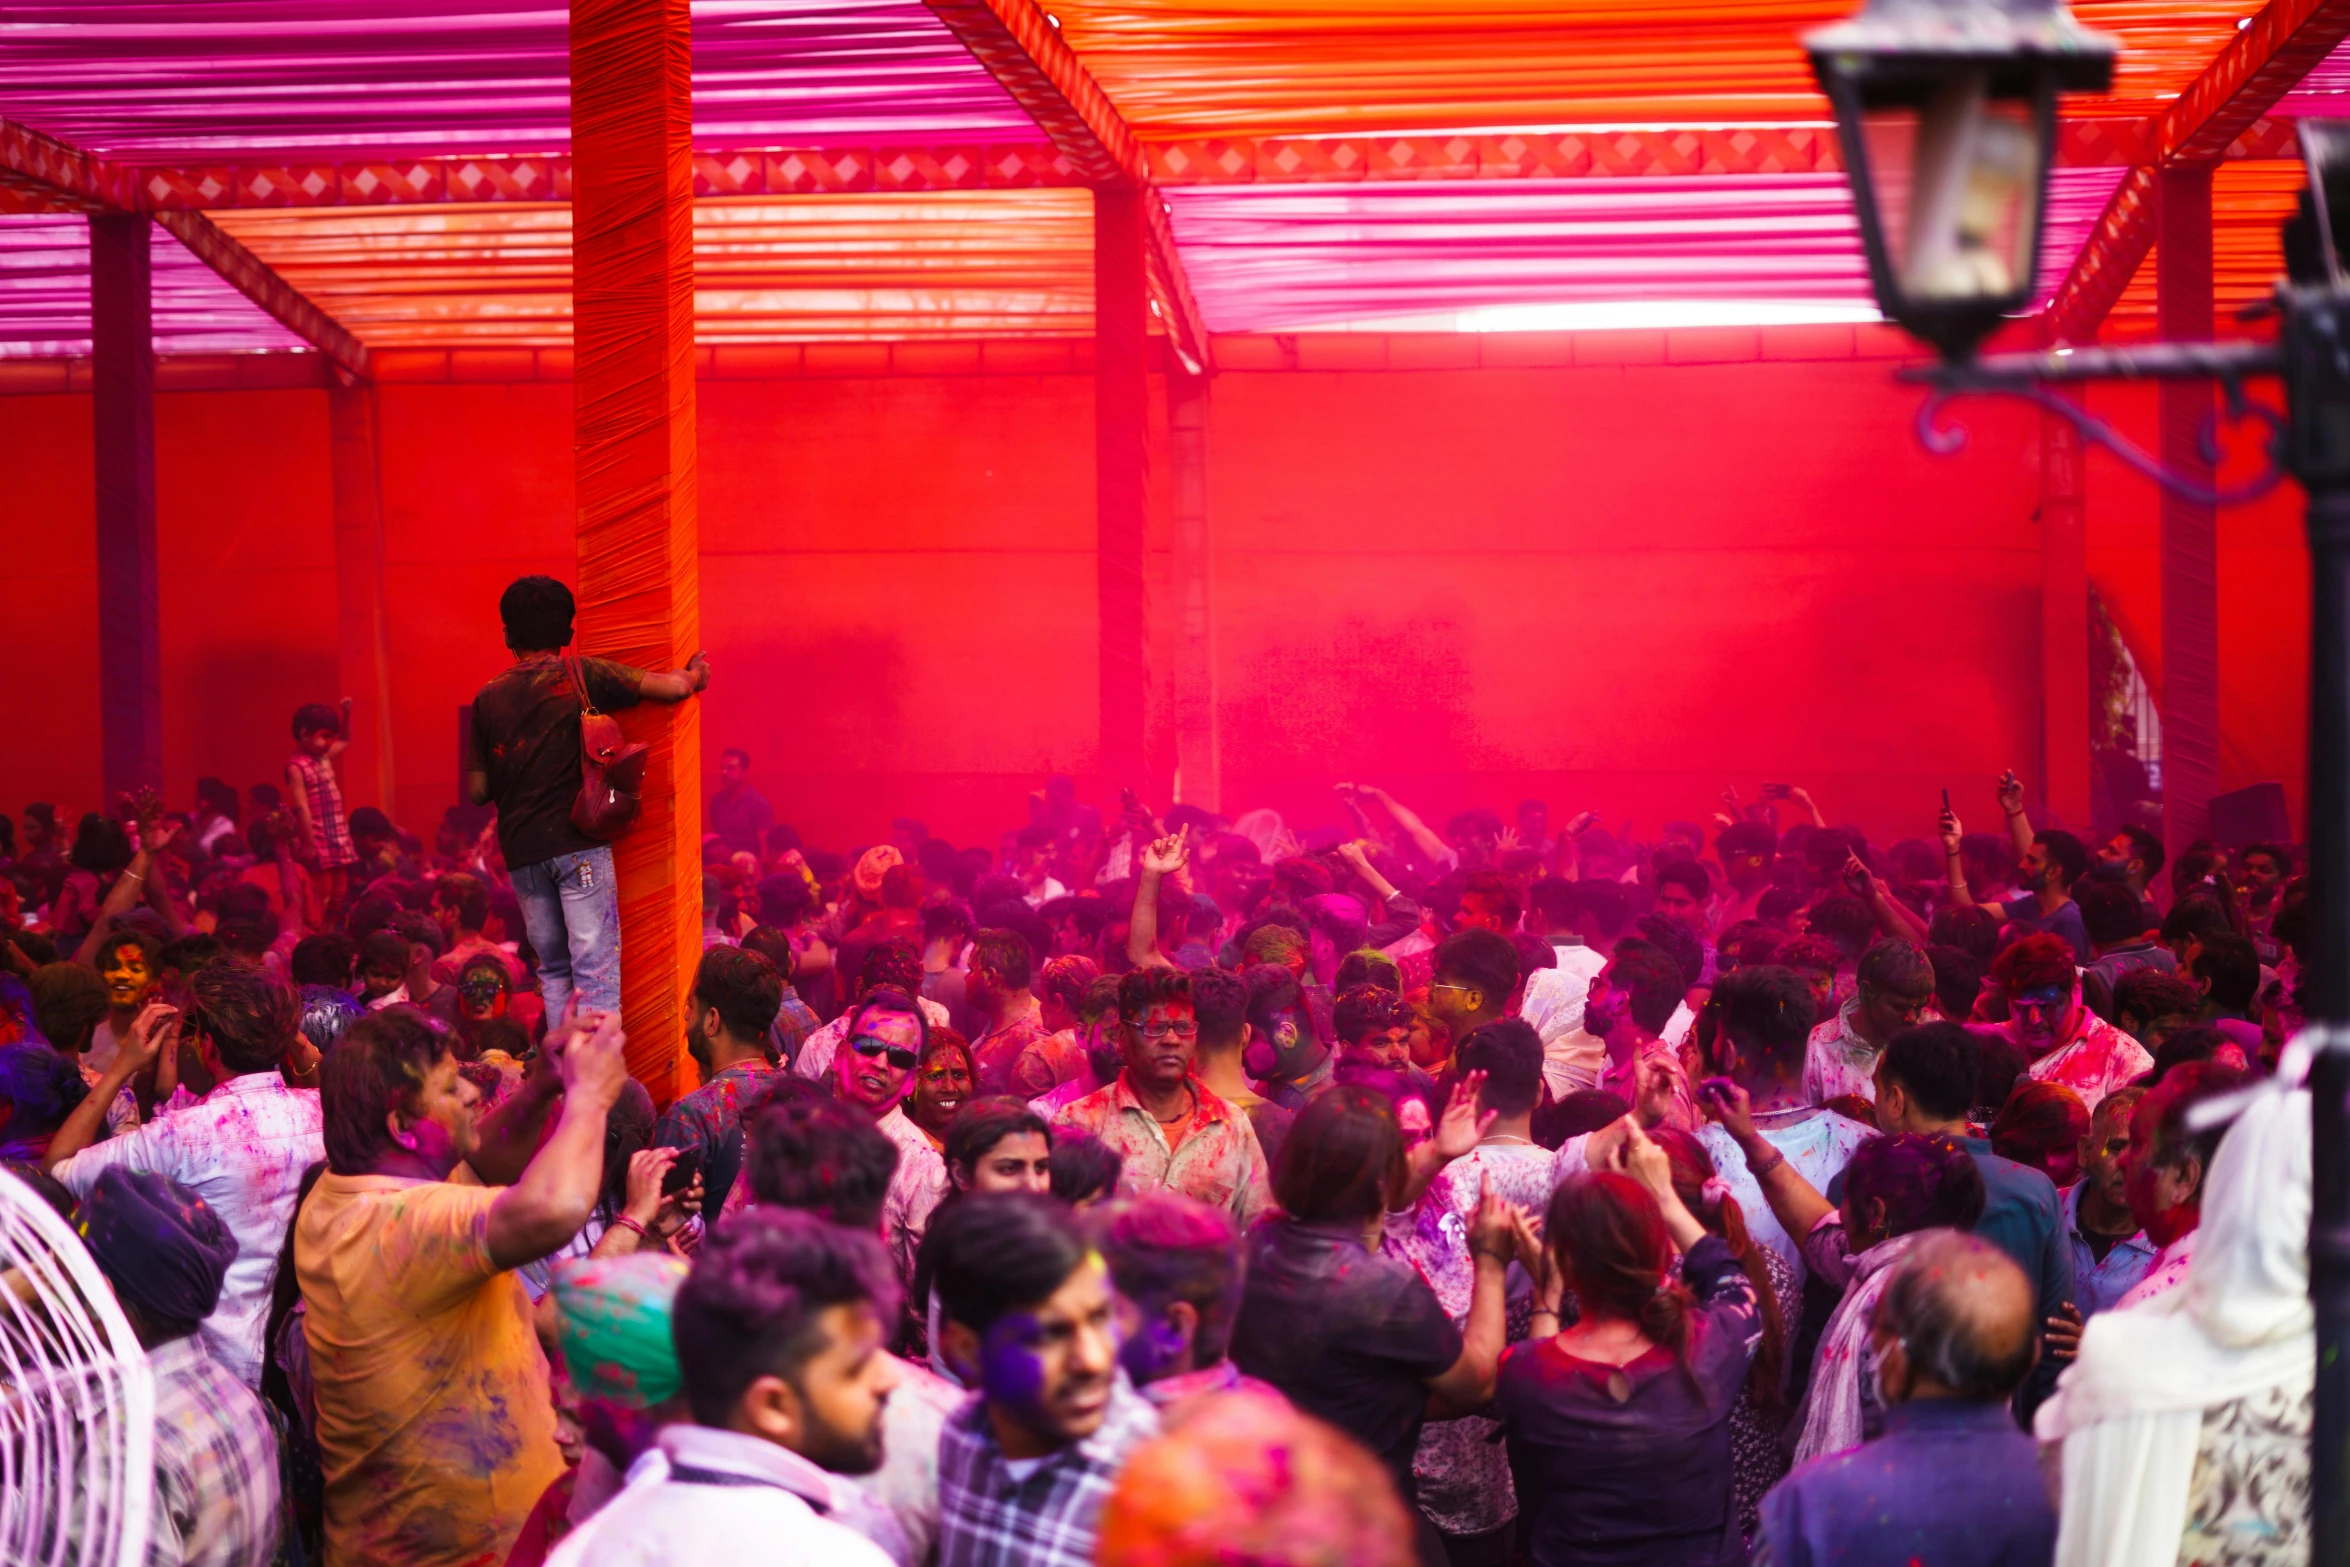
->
[0,574,2319,1567]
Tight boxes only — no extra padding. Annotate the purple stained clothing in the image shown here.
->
[1227,1217,1463,1501]
[652,1058,782,1217]
[1497,1236,1760,1567]
[1751,1398,2056,1567]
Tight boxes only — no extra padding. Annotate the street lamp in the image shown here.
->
[1806,0,2115,360]
[1808,0,2350,1551]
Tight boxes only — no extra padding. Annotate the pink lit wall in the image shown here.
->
[0,329,2308,856]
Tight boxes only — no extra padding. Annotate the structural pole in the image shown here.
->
[2157,168,2221,859]
[571,0,701,1103]
[2039,390,2092,829]
[1096,186,1151,793]
[90,212,161,799]
[327,383,397,815]
[1169,369,1219,812]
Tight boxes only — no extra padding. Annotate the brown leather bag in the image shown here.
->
[565,653,650,842]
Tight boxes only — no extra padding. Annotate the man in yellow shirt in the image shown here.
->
[297,1005,629,1567]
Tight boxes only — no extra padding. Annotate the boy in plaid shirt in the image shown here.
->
[929,1193,1158,1567]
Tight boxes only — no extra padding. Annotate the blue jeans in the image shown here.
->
[511,845,621,1023]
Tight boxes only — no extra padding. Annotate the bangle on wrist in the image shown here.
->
[610,1215,651,1241]
[1747,1145,1787,1178]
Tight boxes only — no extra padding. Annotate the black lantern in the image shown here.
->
[1807,0,2116,360]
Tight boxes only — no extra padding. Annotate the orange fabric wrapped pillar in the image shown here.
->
[571,0,700,1104]
[2157,168,2219,860]
[328,383,397,813]
[1096,187,1150,790]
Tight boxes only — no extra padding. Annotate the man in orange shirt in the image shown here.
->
[296,1005,628,1567]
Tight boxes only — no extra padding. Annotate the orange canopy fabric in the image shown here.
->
[1043,0,2263,138]
[203,191,1097,344]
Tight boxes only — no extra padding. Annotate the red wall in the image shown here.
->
[4,327,2299,859]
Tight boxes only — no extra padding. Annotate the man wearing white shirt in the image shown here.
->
[552,1209,904,1567]
[46,962,323,1389]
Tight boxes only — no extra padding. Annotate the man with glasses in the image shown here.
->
[1051,967,1271,1225]
[1800,938,1936,1108]
[832,989,948,1288]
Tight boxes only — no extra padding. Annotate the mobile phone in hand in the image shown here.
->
[1759,782,1792,800]
[662,1146,703,1197]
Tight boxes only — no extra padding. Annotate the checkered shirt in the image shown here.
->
[935,1375,1159,1567]
[146,1335,282,1567]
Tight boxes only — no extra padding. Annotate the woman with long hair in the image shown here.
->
[1228,1084,1519,1562]
[1650,1126,1790,1545]
[1501,1118,1763,1567]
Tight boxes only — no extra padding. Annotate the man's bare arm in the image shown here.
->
[636,652,712,704]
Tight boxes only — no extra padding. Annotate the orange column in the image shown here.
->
[571,0,700,1103]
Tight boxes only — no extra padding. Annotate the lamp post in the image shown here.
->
[1809,1,2350,1550]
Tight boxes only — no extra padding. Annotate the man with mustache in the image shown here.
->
[1050,968,1270,1226]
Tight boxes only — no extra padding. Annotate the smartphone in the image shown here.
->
[662,1146,703,1197]
[1941,788,1952,814]
[1759,782,1792,800]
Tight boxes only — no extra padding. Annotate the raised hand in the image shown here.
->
[1997,770,2026,817]
[1467,1172,1521,1262]
[1938,805,1964,855]
[1698,1077,1758,1143]
[1612,1116,1677,1208]
[1434,1070,1498,1162]
[1140,833,1188,878]
[557,1006,630,1112]
[621,1147,678,1227]
[123,1000,180,1074]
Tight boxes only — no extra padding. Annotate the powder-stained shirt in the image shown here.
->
[145,1334,281,1567]
[54,1072,324,1390]
[1386,1140,1559,1537]
[769,986,822,1070]
[935,1375,1159,1567]
[1693,1108,1879,1289]
[2014,1010,2154,1115]
[2061,1179,2161,1319]
[469,654,646,872]
[1008,1029,1089,1102]
[970,1000,1050,1099]
[1801,998,1884,1107]
[288,751,357,870]
[878,1105,948,1289]
[653,1058,781,1217]
[297,1169,562,1567]
[1052,1075,1271,1226]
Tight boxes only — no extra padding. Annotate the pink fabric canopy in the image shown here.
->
[0,212,311,354]
[0,0,1045,160]
[1163,166,2129,334]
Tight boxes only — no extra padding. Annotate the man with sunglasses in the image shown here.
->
[1051,967,1270,1226]
[833,988,949,1287]
[1800,938,1936,1108]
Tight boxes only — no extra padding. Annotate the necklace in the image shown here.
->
[1480,1134,1534,1146]
[1149,1087,1196,1125]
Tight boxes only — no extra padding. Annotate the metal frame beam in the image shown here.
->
[920,0,1212,371]
[2,118,369,375]
[2045,0,2350,343]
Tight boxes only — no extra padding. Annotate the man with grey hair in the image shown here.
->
[1753,1231,2055,1566]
